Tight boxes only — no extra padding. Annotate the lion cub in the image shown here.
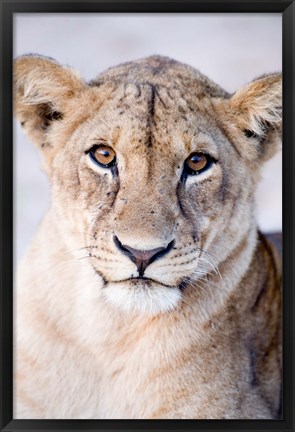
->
[14,55,281,419]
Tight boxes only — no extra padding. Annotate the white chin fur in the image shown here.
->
[103,282,182,315]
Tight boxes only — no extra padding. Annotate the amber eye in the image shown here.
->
[184,152,214,176]
[89,145,116,168]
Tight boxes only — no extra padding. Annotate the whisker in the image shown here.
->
[85,254,121,264]
[196,276,221,292]
[181,277,207,295]
[180,295,194,309]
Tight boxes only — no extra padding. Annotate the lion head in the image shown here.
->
[14,55,281,314]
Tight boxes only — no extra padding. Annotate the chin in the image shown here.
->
[103,279,183,315]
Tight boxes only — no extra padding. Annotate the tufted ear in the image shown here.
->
[216,73,282,162]
[14,54,86,149]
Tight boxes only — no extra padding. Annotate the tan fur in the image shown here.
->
[14,55,282,419]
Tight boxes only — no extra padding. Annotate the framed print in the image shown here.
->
[0,1,294,431]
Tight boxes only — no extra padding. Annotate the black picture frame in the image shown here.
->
[0,1,294,431]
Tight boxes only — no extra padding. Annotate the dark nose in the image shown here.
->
[114,236,174,276]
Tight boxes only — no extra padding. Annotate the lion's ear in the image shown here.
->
[216,73,282,162]
[14,55,85,148]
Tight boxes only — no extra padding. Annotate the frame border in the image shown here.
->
[1,1,294,431]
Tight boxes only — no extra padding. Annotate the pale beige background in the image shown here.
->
[14,13,282,262]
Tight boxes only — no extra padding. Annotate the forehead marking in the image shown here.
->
[144,83,167,149]
[146,84,156,148]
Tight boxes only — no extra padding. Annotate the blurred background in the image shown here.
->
[14,13,282,262]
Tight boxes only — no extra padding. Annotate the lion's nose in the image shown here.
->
[114,236,174,276]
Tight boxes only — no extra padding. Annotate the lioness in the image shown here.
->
[14,55,282,419]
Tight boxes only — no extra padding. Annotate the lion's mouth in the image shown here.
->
[92,264,188,293]
[111,276,175,289]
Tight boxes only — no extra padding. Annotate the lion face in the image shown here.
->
[14,55,281,314]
